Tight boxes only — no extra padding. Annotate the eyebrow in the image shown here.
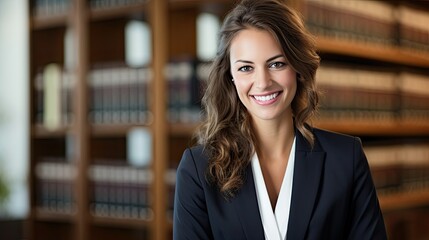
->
[234,54,284,64]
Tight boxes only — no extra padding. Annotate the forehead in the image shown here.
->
[229,28,283,61]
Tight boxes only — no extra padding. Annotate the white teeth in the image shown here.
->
[254,92,279,102]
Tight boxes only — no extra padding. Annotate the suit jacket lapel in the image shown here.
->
[231,129,325,240]
[287,130,326,239]
[232,165,265,239]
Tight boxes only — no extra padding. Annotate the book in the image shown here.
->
[397,5,429,54]
[166,59,208,124]
[316,63,398,122]
[35,159,76,214]
[43,63,62,130]
[88,63,152,125]
[399,72,429,123]
[304,0,395,47]
[88,162,154,220]
[33,0,70,17]
[364,142,429,196]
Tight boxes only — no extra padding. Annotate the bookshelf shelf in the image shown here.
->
[91,124,152,137]
[89,2,150,21]
[316,36,429,68]
[170,120,429,137]
[315,119,429,136]
[379,190,429,212]
[31,14,69,30]
[168,0,233,9]
[169,123,199,136]
[35,209,76,222]
[91,216,151,228]
[33,125,71,138]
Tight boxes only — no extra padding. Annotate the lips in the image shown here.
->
[251,91,282,104]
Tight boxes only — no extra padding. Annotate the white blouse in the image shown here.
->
[251,137,296,240]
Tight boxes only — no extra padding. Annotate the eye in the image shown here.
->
[269,62,286,69]
[238,65,253,72]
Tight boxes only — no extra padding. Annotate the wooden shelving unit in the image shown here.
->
[315,119,429,136]
[379,190,429,212]
[91,216,151,228]
[90,124,152,137]
[28,0,165,239]
[35,210,76,222]
[89,2,149,20]
[27,0,429,239]
[32,15,70,30]
[33,125,72,138]
[316,36,429,68]
[170,120,429,137]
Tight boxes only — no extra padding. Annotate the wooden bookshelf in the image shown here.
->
[27,0,429,240]
[316,36,429,68]
[90,124,152,137]
[170,120,429,137]
[169,0,233,9]
[152,0,169,239]
[379,190,429,212]
[89,2,149,21]
[33,125,71,138]
[169,123,199,137]
[28,0,164,239]
[35,209,76,223]
[32,14,69,29]
[315,119,429,136]
[91,216,151,228]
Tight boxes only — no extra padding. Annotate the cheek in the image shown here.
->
[280,71,297,88]
[288,79,297,98]
[234,80,251,95]
[233,81,251,103]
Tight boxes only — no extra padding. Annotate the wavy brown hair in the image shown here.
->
[195,0,320,198]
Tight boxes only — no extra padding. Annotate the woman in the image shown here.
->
[173,0,387,239]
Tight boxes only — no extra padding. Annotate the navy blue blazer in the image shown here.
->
[173,128,387,240]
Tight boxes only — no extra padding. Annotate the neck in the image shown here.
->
[252,116,295,162]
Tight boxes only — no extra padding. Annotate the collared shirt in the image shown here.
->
[251,137,296,240]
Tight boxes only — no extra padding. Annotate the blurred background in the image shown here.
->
[0,0,30,239]
[1,0,429,239]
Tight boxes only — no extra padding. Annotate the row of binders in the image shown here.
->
[35,142,429,219]
[35,158,166,220]
[34,61,429,129]
[34,64,152,130]
[316,64,429,123]
[305,0,429,53]
[365,142,429,196]
[165,61,210,124]
[88,162,154,220]
[32,0,149,17]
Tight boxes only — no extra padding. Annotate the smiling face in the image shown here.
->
[229,28,297,124]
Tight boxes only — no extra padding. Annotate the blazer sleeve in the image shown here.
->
[173,148,214,240]
[347,138,387,240]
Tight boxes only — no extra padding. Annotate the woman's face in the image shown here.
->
[229,28,297,123]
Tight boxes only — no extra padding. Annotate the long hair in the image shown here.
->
[195,0,320,198]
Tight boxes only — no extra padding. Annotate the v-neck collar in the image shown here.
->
[251,137,296,240]
[231,128,326,240]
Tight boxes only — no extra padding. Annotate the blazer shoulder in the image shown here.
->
[313,127,359,141]
[178,145,210,178]
[187,144,209,165]
[312,127,361,150]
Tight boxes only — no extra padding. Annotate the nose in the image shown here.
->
[254,68,272,89]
